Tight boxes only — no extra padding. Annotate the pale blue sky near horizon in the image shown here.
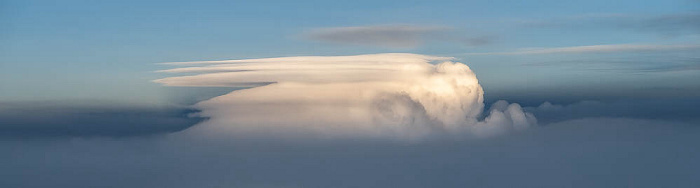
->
[1,0,699,105]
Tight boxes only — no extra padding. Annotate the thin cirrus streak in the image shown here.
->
[155,53,536,139]
[465,44,700,55]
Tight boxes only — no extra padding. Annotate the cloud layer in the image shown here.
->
[4,117,698,188]
[156,53,536,139]
[0,102,200,138]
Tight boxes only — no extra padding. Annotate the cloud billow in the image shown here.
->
[156,53,536,139]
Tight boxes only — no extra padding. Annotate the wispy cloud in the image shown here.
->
[301,25,494,48]
[467,44,700,55]
[302,25,447,48]
[519,13,700,36]
[523,57,700,73]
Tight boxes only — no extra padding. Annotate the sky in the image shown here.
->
[1,0,700,187]
[1,0,698,103]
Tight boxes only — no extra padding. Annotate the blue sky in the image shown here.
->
[2,0,698,105]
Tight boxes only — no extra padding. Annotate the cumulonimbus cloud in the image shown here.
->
[155,53,536,139]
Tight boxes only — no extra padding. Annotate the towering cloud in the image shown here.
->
[155,53,536,139]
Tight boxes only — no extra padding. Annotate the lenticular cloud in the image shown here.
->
[156,53,536,139]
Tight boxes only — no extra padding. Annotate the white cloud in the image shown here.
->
[156,53,536,139]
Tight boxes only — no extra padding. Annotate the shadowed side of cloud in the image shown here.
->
[0,102,202,138]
